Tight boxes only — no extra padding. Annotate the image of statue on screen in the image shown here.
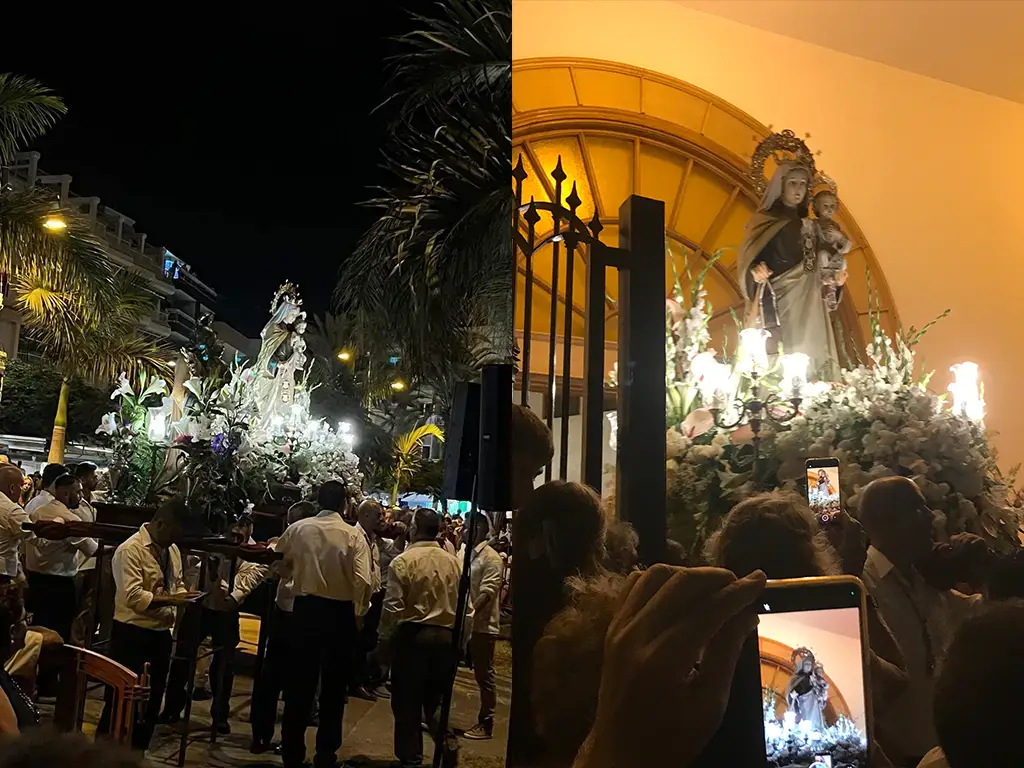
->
[786,648,829,734]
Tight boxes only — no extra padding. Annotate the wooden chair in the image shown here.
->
[53,645,149,744]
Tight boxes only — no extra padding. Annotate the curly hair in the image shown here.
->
[532,572,628,765]
[704,491,839,579]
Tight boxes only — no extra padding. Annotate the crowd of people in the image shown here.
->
[509,399,1024,768]
[0,458,512,768]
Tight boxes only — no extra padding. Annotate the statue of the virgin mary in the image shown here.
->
[737,131,840,379]
[251,282,308,431]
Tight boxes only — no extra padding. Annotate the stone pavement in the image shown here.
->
[128,664,509,768]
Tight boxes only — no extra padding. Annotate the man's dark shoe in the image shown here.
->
[213,721,231,735]
[350,685,378,701]
[192,686,212,701]
[249,738,279,754]
[157,710,181,725]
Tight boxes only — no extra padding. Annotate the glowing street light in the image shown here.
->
[391,379,406,392]
[42,211,67,232]
[337,350,352,362]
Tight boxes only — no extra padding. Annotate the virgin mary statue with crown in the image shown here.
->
[251,281,308,431]
[736,130,842,379]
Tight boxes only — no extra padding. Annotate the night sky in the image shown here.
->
[1,4,431,337]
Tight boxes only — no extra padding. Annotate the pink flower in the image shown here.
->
[680,408,714,439]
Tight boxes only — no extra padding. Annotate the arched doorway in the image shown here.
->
[512,57,899,393]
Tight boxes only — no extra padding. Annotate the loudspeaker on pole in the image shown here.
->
[477,363,513,511]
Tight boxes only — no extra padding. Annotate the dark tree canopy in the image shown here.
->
[0,358,108,440]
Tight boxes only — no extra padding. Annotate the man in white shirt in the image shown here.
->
[276,480,372,768]
[383,508,461,767]
[859,477,956,766]
[25,474,97,648]
[0,464,31,583]
[352,499,385,701]
[249,500,317,755]
[462,513,504,741]
[23,462,66,518]
[70,462,101,645]
[162,514,269,733]
[100,497,202,751]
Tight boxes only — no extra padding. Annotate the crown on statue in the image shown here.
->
[791,646,817,667]
[271,281,303,312]
[749,128,818,195]
[812,170,839,200]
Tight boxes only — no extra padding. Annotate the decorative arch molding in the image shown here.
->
[512,57,899,361]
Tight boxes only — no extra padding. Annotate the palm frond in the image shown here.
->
[0,73,67,164]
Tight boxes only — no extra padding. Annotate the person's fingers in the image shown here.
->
[624,567,737,646]
[651,570,766,666]
[606,569,644,636]
[688,609,760,716]
[609,564,678,635]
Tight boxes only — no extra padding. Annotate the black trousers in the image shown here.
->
[26,571,77,642]
[99,621,173,751]
[390,623,454,767]
[352,590,385,689]
[281,595,357,768]
[249,607,293,744]
[164,605,240,724]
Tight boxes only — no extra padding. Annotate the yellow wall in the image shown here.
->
[514,0,1024,473]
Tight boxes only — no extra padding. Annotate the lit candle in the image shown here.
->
[739,328,771,373]
[780,352,810,397]
[948,362,985,420]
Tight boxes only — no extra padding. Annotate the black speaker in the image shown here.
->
[477,364,513,511]
[443,381,480,503]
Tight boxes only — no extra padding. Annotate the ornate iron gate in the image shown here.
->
[512,153,667,562]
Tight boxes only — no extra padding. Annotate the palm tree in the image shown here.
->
[0,74,116,301]
[15,270,172,462]
[389,423,444,505]
[336,0,512,399]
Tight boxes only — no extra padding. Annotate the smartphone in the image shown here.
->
[758,576,872,768]
[806,457,841,524]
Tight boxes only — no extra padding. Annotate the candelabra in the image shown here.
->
[706,330,807,477]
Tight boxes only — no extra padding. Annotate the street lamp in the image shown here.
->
[42,211,67,232]
[337,350,352,362]
[391,379,406,392]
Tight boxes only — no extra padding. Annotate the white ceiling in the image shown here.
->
[674,0,1024,105]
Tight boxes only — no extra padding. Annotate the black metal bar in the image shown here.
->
[545,159,565,482]
[559,232,575,480]
[616,195,667,565]
[521,200,539,407]
[582,241,608,491]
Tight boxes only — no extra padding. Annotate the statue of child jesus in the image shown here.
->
[811,189,850,312]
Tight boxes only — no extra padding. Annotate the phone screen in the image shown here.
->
[758,580,870,768]
[806,459,841,524]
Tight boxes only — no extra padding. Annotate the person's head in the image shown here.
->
[0,464,25,504]
[52,474,81,509]
[858,476,935,567]
[356,499,384,534]
[705,491,839,579]
[934,601,1024,767]
[74,461,99,494]
[0,730,145,768]
[812,190,838,220]
[41,462,67,492]
[663,538,689,566]
[511,404,554,508]
[781,166,810,208]
[410,508,441,543]
[286,500,318,526]
[465,512,491,548]
[516,480,606,580]
[602,521,640,574]
[316,480,348,516]
[149,497,191,548]
[0,582,28,665]
[228,514,254,545]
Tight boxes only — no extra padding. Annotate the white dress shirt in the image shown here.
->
[467,541,504,636]
[202,540,270,612]
[384,541,461,630]
[24,490,53,517]
[275,511,372,616]
[862,546,958,760]
[0,494,31,579]
[355,521,382,594]
[75,497,97,572]
[112,524,186,631]
[25,500,98,578]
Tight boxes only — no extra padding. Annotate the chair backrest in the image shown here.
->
[53,645,149,744]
